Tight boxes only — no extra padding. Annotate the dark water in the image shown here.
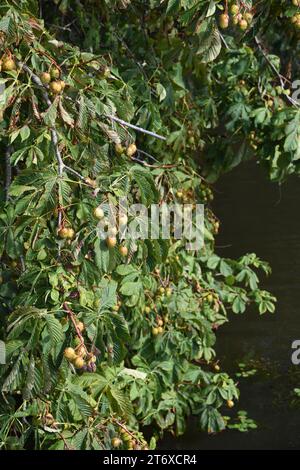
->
[161,161,300,450]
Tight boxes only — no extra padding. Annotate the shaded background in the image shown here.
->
[161,160,300,450]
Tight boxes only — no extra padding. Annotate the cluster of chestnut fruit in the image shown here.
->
[112,427,148,450]
[40,67,65,95]
[286,0,300,31]
[93,205,129,257]
[115,142,137,158]
[176,185,213,204]
[219,3,253,31]
[64,346,97,372]
[58,226,75,239]
[175,187,195,203]
[199,184,213,203]
[152,315,164,336]
[64,323,97,372]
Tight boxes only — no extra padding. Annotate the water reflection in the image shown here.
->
[160,162,300,450]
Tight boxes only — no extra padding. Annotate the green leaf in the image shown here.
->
[43,98,58,126]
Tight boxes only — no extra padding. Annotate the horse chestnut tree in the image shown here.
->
[3,0,297,451]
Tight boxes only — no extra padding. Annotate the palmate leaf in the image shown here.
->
[9,184,36,197]
[41,354,56,394]
[107,385,133,418]
[97,281,118,312]
[199,405,226,433]
[58,178,72,205]
[36,177,57,212]
[145,238,169,268]
[66,382,96,418]
[166,0,181,15]
[109,312,130,342]
[43,97,58,126]
[76,95,89,130]
[71,428,88,450]
[7,314,36,340]
[2,351,25,393]
[200,25,221,63]
[22,354,35,400]
[110,337,124,365]
[0,12,17,43]
[74,373,109,395]
[131,166,159,205]
[44,315,64,348]
[59,101,75,128]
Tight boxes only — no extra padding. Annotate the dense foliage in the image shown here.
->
[3,0,299,450]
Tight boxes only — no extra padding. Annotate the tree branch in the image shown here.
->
[254,36,299,108]
[17,62,95,221]
[64,165,86,181]
[131,155,176,169]
[106,114,167,141]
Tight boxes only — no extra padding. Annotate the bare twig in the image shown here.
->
[106,114,167,141]
[112,418,137,440]
[137,148,159,163]
[64,165,86,181]
[131,155,177,169]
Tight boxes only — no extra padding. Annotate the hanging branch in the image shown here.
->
[4,145,12,202]
[254,36,299,108]
[18,62,96,191]
[18,62,67,169]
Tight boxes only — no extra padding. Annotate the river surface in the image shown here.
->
[161,161,300,450]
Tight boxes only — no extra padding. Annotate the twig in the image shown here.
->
[63,302,88,353]
[112,418,137,440]
[4,145,12,202]
[137,148,159,163]
[254,36,299,107]
[219,32,230,50]
[131,156,177,169]
[64,165,86,181]
[106,114,167,141]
